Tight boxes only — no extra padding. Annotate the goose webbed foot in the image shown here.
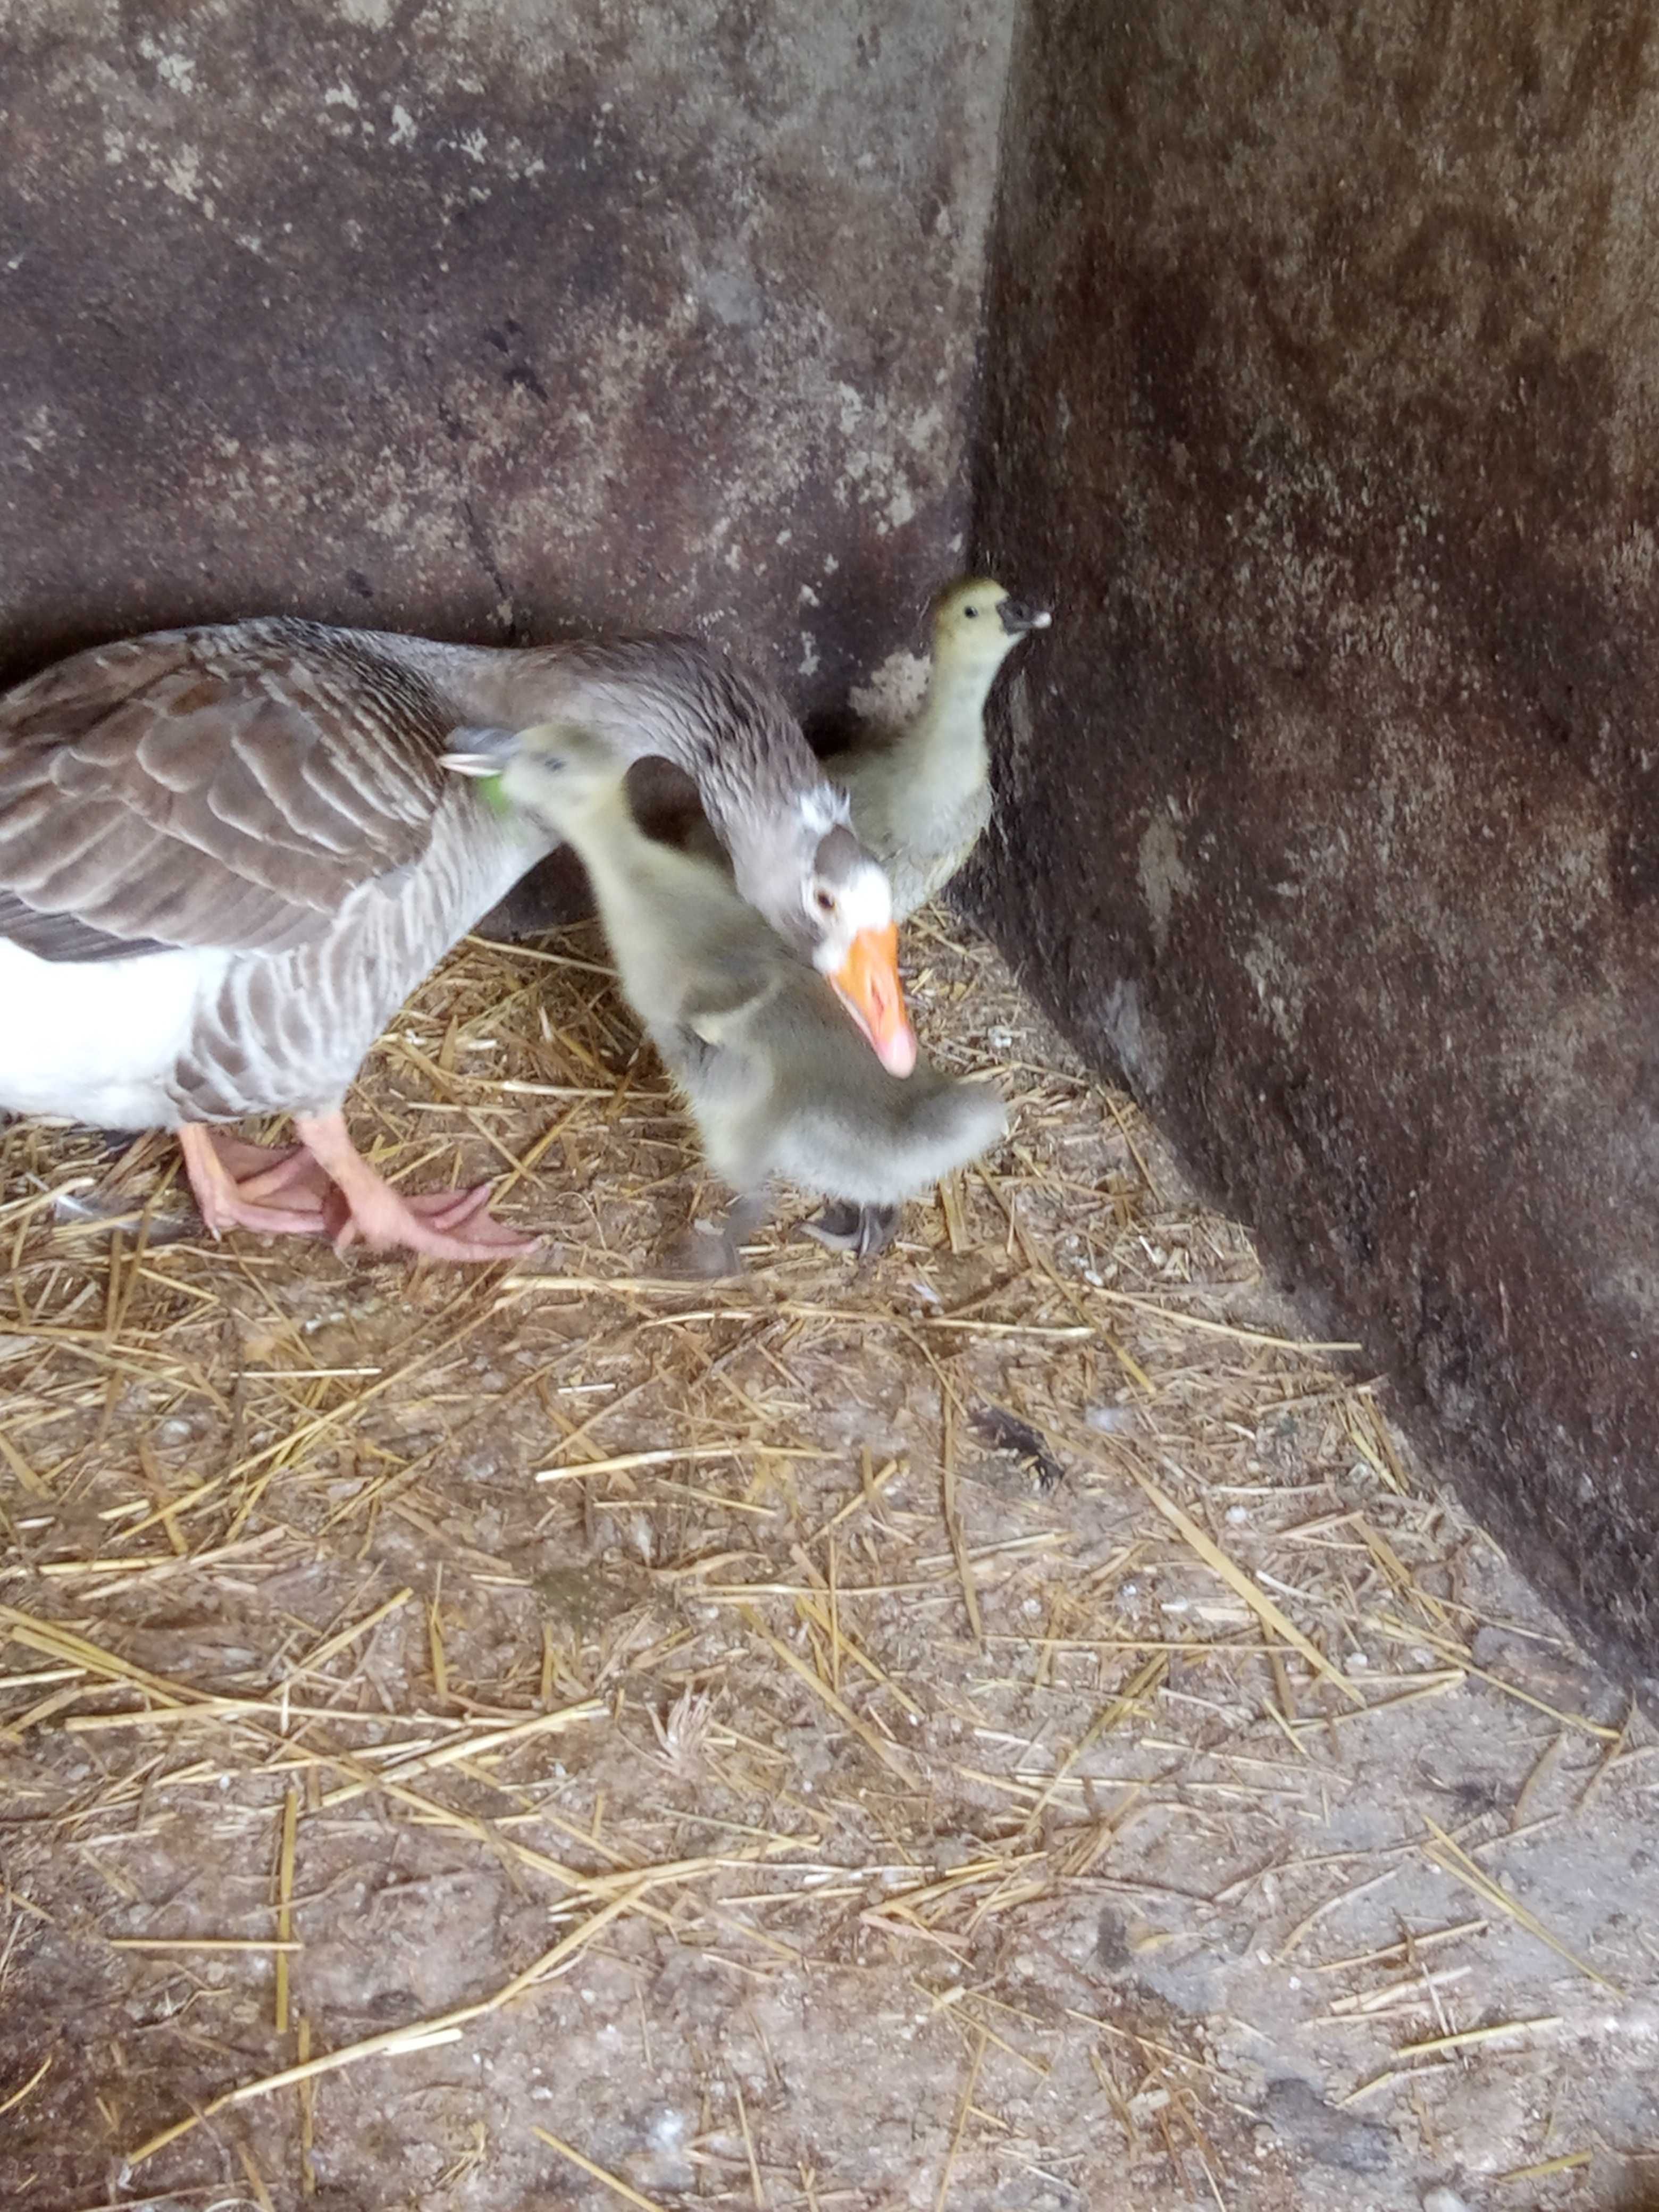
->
[177,1119,538,1262]
[179,1127,334,1239]
[800,1200,902,1259]
[297,1113,540,1262]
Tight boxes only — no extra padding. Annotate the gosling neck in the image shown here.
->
[908,644,1011,776]
[523,785,639,902]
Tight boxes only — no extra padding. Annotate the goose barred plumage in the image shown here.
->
[0,616,909,1259]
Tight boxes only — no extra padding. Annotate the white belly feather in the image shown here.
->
[0,940,228,1129]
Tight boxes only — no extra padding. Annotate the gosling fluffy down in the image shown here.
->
[446,722,1006,1235]
[824,576,1050,919]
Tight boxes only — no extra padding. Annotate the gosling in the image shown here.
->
[444,723,1006,1262]
[824,576,1050,920]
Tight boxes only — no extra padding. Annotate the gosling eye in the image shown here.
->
[963,604,981,619]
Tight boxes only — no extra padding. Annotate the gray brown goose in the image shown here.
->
[823,576,1050,920]
[444,722,1006,1262]
[0,617,910,1260]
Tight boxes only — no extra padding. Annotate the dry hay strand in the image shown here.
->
[0,909,1648,2207]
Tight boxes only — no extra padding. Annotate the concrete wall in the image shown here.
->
[0,0,1011,713]
[969,0,1659,1688]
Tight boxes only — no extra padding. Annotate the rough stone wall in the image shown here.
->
[0,0,1011,715]
[968,0,1659,1688]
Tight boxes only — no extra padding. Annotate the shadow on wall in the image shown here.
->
[0,1,1014,717]
[965,0,1659,1693]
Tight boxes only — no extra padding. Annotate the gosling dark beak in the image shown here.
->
[998,598,1052,637]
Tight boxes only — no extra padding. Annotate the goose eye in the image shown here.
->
[815,889,837,916]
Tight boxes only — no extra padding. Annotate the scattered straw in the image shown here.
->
[1116,1462,1363,1704]
[1018,1652,1166,1836]
[0,916,1642,2205]
[1395,2015,1561,2058]
[274,1787,298,2035]
[1495,2150,1593,2183]
[532,2126,672,2212]
[934,2026,987,2211]
[734,2075,767,2210]
[128,1887,654,2168]
[1420,1816,1621,1994]
[111,1937,303,1954]
[741,1607,916,1783]
[535,1443,822,1482]
[287,1587,412,1678]
[0,2052,52,2118]
[940,1395,983,1649]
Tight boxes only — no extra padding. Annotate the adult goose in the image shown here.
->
[443,720,1006,1265]
[0,617,911,1261]
[823,576,1050,920]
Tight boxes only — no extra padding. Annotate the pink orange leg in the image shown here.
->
[208,1134,337,1204]
[294,1112,539,1263]
[176,1125,333,1240]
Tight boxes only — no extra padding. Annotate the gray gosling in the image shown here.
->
[445,722,1007,1265]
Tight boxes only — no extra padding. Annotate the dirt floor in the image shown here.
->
[1,911,1656,2212]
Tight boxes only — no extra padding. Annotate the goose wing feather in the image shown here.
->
[0,620,455,958]
[0,885,172,963]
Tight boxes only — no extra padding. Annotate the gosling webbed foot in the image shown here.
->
[800,1200,902,1259]
[659,1193,770,1281]
[661,1218,747,1280]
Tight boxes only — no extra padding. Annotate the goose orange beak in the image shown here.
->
[831,923,917,1076]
